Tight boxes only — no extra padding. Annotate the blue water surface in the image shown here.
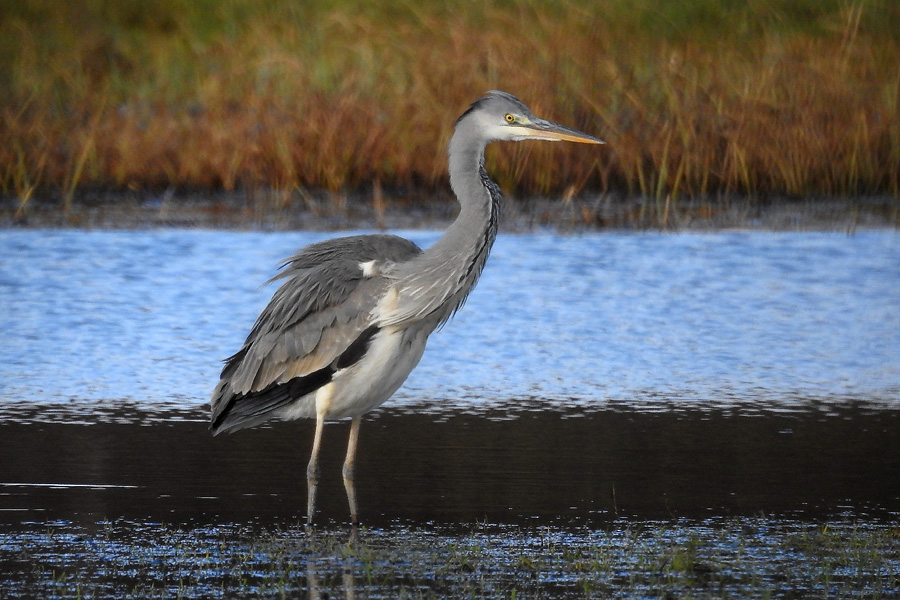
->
[1,230,898,414]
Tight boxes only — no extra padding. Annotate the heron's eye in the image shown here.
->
[505,113,516,123]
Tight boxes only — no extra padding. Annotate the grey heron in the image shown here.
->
[210,90,603,525]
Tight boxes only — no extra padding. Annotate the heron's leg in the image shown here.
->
[306,413,326,526]
[342,416,361,525]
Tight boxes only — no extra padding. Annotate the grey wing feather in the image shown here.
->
[210,234,421,432]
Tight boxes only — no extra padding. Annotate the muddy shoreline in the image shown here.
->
[3,191,898,231]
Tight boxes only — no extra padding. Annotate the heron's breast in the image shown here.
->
[323,323,430,419]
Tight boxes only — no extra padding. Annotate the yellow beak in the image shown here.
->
[513,118,604,144]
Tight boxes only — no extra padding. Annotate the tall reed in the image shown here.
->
[1,0,898,206]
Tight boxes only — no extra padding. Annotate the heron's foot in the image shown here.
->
[306,487,318,526]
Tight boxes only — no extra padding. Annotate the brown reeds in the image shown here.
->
[1,0,898,210]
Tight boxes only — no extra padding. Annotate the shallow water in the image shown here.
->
[1,229,899,525]
[0,402,898,528]
[1,229,899,597]
[2,517,897,599]
[2,229,899,407]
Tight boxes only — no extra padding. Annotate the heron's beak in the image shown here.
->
[516,118,605,144]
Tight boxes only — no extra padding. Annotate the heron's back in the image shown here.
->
[210,234,422,434]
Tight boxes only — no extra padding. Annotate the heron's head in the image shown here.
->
[455,90,604,145]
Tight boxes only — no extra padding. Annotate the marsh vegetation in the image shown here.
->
[2,0,899,224]
[3,518,898,599]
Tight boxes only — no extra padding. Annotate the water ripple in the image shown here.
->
[1,229,897,415]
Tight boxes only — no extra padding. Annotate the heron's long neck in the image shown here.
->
[440,133,501,284]
[382,131,500,326]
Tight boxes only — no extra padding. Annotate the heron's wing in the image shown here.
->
[210,234,421,433]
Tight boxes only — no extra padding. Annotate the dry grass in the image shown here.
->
[1,0,899,213]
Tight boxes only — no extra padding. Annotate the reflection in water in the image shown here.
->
[0,402,897,527]
[306,560,356,600]
[1,229,898,600]
[0,229,898,526]
[2,515,896,599]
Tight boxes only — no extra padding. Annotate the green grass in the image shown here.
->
[1,0,899,214]
[3,518,898,598]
